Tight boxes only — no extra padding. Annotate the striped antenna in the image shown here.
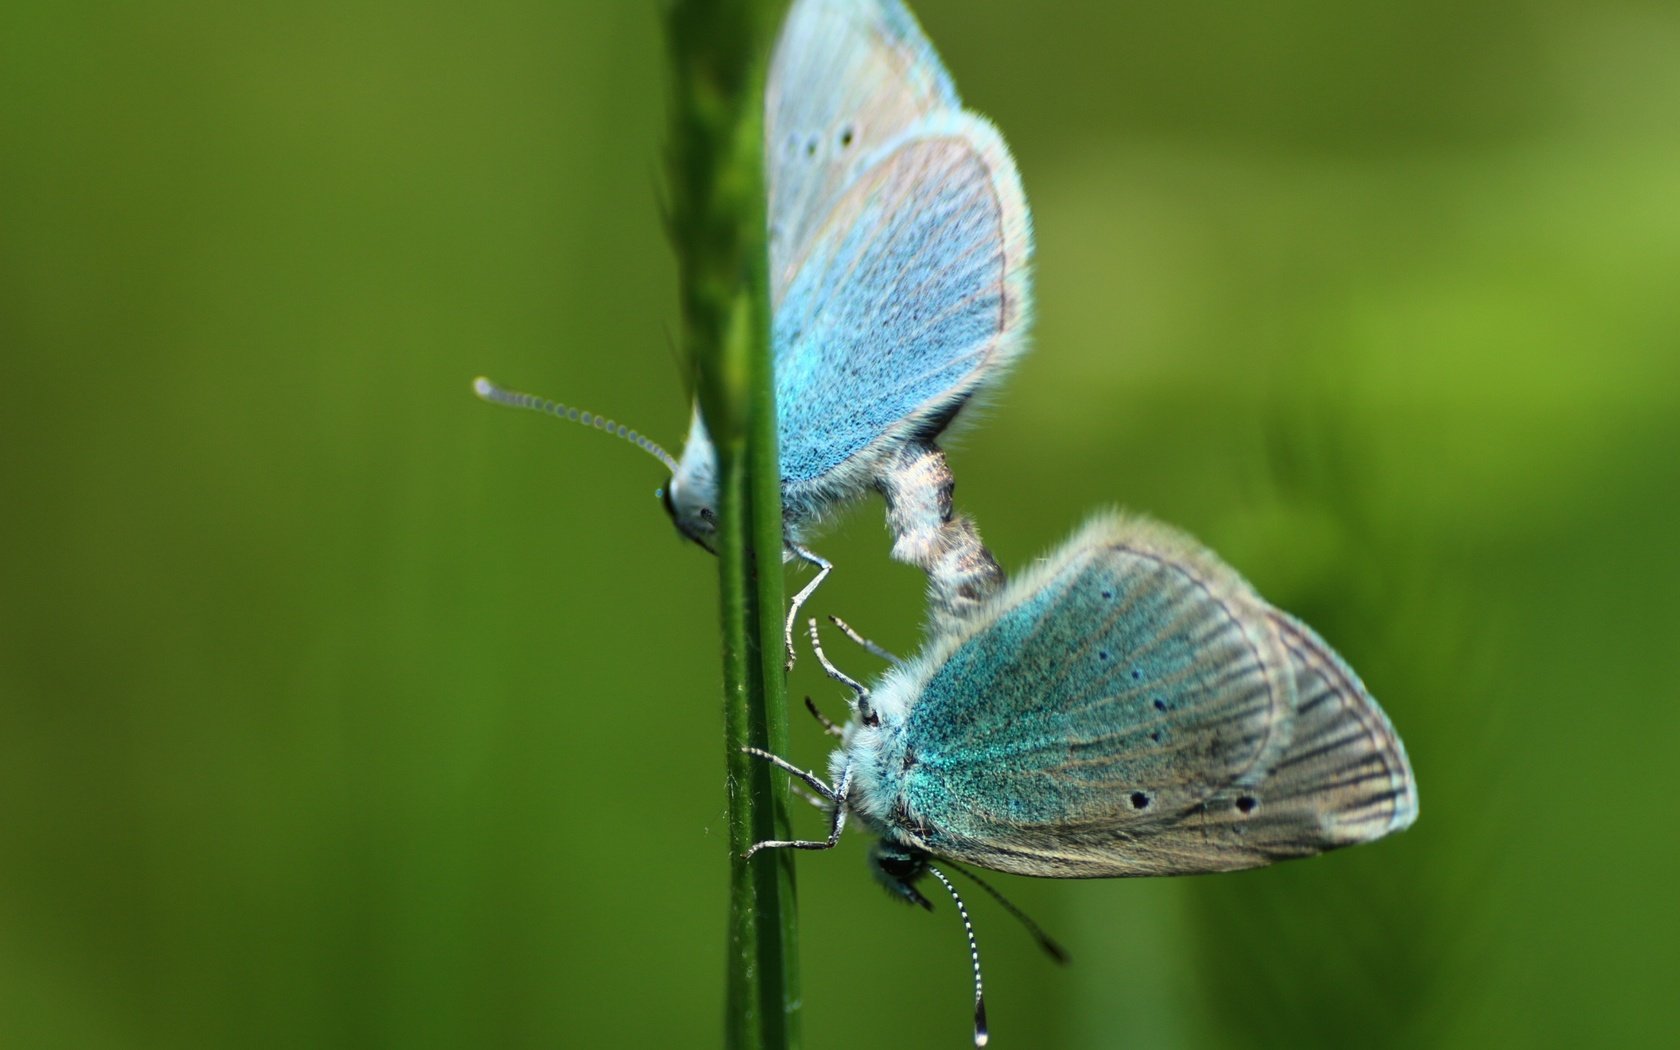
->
[472,376,678,474]
[944,861,1069,964]
[928,865,989,1048]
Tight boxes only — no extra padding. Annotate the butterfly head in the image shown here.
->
[658,407,720,553]
[868,838,934,910]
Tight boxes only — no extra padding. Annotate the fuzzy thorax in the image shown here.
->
[832,669,922,843]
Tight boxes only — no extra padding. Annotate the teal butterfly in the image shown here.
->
[748,513,1418,1045]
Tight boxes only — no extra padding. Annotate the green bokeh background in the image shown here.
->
[4,1,1677,1046]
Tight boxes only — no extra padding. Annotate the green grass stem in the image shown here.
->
[663,3,799,1048]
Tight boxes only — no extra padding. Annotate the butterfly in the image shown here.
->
[746,512,1419,1046]
[476,0,1032,661]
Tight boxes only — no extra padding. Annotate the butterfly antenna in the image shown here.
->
[944,861,1070,964]
[927,865,989,1048]
[472,376,679,474]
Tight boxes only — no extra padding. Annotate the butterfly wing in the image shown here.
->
[767,0,960,302]
[1086,611,1419,871]
[772,112,1031,501]
[767,1,1032,511]
[879,515,1414,877]
[1256,609,1419,845]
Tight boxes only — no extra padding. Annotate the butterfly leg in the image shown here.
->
[803,695,845,738]
[741,761,852,859]
[789,782,832,811]
[784,543,833,671]
[807,618,877,726]
[741,746,836,799]
[827,615,900,663]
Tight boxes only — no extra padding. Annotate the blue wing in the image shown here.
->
[772,113,1032,503]
[865,515,1414,877]
[767,0,960,302]
[766,0,1032,516]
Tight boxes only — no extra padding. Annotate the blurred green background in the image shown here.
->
[4,0,1677,1046]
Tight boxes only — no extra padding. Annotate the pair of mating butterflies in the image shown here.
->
[477,0,1417,1044]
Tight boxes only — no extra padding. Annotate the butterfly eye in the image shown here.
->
[699,506,717,526]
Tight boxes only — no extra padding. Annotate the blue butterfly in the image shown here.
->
[477,0,1032,660]
[746,513,1419,1046]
